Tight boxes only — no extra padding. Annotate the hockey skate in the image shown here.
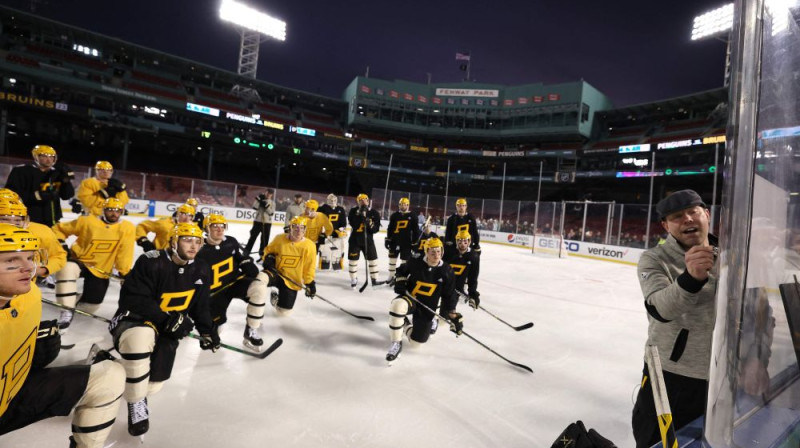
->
[430,317,439,334]
[321,260,330,270]
[385,341,402,362]
[243,325,264,351]
[371,278,388,288]
[127,398,149,437]
[350,277,358,289]
[332,260,342,271]
[58,310,74,333]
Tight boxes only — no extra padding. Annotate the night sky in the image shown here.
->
[2,0,730,107]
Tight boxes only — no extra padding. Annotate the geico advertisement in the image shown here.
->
[562,240,644,264]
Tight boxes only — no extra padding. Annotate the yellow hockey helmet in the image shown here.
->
[356,193,369,202]
[455,230,471,241]
[103,197,124,211]
[290,215,308,227]
[31,144,56,158]
[185,198,199,208]
[203,213,227,230]
[0,223,39,252]
[424,237,444,251]
[171,222,203,242]
[0,188,21,202]
[399,197,410,206]
[0,199,27,218]
[176,204,196,216]
[455,198,467,206]
[305,199,319,211]
[95,160,113,171]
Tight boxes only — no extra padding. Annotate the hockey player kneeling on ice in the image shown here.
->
[347,193,382,288]
[386,197,420,285]
[317,194,347,270]
[0,224,125,448]
[386,237,459,362]
[196,213,267,351]
[135,203,195,253]
[53,197,135,332]
[261,216,317,316]
[444,230,481,318]
[109,222,218,438]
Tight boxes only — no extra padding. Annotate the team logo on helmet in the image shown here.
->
[95,160,113,171]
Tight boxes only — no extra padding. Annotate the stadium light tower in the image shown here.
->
[219,0,287,101]
[691,3,734,86]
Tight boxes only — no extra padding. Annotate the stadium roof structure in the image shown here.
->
[595,87,728,124]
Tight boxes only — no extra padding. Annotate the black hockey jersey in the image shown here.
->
[5,163,75,226]
[445,213,480,249]
[115,249,213,334]
[348,206,381,244]
[318,204,347,235]
[387,211,421,248]
[444,247,480,295]
[396,256,457,314]
[196,236,250,292]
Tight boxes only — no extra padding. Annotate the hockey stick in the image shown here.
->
[274,270,375,321]
[402,292,533,374]
[41,297,279,358]
[359,208,371,293]
[454,290,534,332]
[210,275,245,297]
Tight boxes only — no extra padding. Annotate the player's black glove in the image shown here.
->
[239,258,259,278]
[305,280,316,298]
[468,291,481,310]
[34,189,54,202]
[199,326,221,352]
[263,254,277,271]
[55,164,75,183]
[137,236,156,253]
[384,238,392,250]
[32,320,60,370]
[162,313,194,340]
[69,198,83,214]
[283,225,290,233]
[473,243,481,255]
[447,312,464,336]
[393,276,407,295]
[105,177,126,197]
[257,194,268,208]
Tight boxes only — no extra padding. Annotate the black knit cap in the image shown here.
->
[656,189,706,219]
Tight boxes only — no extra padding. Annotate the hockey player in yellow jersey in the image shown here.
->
[0,197,66,288]
[76,160,129,216]
[0,223,125,448]
[302,199,333,261]
[135,203,195,252]
[53,197,135,331]
[262,215,317,316]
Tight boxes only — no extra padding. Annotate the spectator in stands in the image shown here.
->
[417,211,426,229]
[243,189,275,257]
[5,145,75,227]
[632,189,717,447]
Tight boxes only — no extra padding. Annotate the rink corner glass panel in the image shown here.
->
[704,0,800,446]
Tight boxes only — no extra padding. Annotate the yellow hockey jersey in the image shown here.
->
[28,221,67,276]
[77,177,130,216]
[53,215,135,278]
[0,283,42,418]
[303,213,333,245]
[135,217,175,250]
[263,234,316,291]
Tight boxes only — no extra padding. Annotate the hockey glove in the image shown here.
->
[105,177,126,197]
[32,320,61,370]
[69,198,83,214]
[384,238,393,250]
[137,237,156,253]
[305,281,316,298]
[162,313,194,340]
[473,243,481,255]
[447,312,464,336]
[56,164,75,182]
[393,276,408,295]
[199,327,221,352]
[468,291,481,310]
[263,254,277,271]
[59,239,69,253]
[34,189,54,202]
[239,258,259,278]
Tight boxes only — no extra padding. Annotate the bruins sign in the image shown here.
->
[0,92,67,111]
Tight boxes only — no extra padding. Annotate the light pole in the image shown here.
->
[219,0,286,101]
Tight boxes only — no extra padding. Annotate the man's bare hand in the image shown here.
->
[685,245,715,280]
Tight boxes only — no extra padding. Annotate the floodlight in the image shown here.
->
[219,0,286,41]
[691,3,734,40]
[766,0,798,36]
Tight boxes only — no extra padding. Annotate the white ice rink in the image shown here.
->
[3,215,648,447]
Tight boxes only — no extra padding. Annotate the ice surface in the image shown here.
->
[2,214,648,447]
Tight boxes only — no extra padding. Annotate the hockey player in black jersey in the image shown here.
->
[445,230,481,311]
[444,198,481,254]
[411,218,438,259]
[196,213,268,351]
[317,193,347,270]
[385,197,421,284]
[5,144,75,226]
[386,237,460,362]
[347,193,382,288]
[109,222,219,438]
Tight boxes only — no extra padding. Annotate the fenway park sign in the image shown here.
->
[434,88,499,97]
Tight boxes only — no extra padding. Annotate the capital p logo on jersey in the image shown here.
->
[279,255,301,269]
[410,281,437,297]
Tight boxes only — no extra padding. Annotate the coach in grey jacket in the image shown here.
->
[631,189,717,448]
[243,189,275,257]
